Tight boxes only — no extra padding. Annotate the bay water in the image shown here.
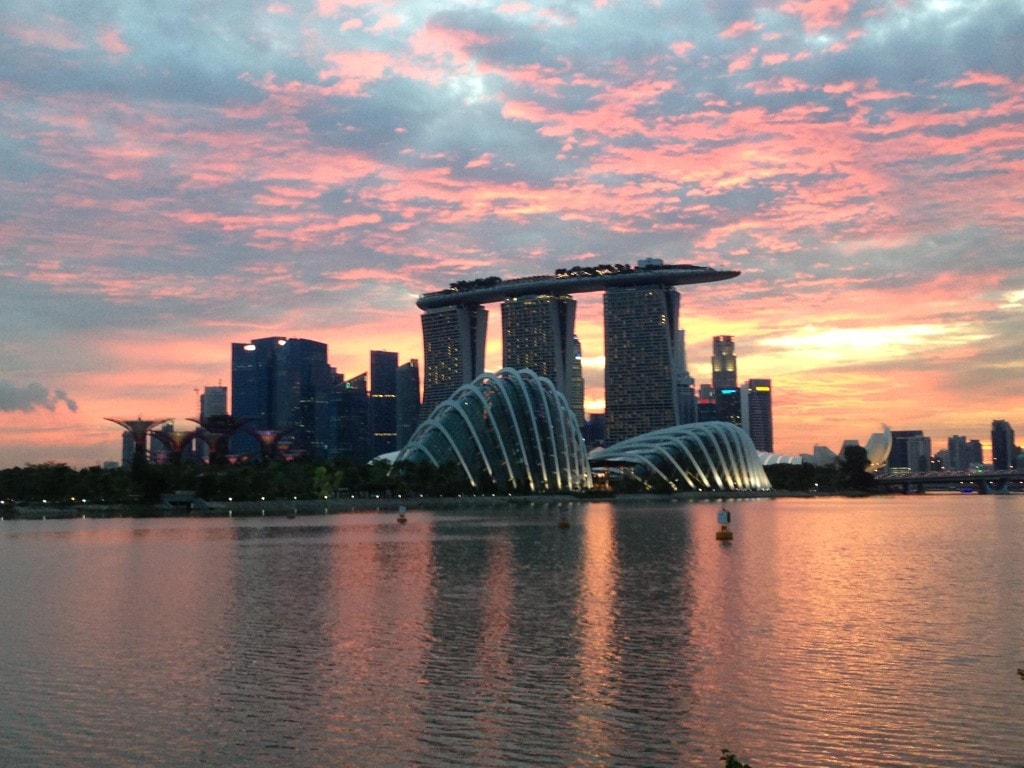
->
[1,495,1022,767]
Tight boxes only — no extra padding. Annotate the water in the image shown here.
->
[1,495,1022,767]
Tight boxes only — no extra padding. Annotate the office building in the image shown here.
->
[991,419,1016,470]
[742,378,773,452]
[570,336,585,426]
[711,335,741,425]
[396,359,421,449]
[369,350,399,457]
[696,383,718,423]
[333,373,371,463]
[200,386,228,421]
[231,336,334,459]
[887,430,925,470]
[604,279,684,443]
[905,434,932,472]
[712,335,737,390]
[197,386,228,462]
[947,435,969,471]
[676,330,697,425]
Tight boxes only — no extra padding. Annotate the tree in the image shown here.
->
[839,444,875,491]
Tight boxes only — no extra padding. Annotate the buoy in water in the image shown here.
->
[557,515,570,529]
[715,524,733,541]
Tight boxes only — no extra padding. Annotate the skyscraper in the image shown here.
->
[231,336,334,458]
[905,434,933,472]
[369,350,399,457]
[501,293,577,406]
[887,430,925,470]
[711,335,737,390]
[991,419,1016,469]
[604,278,684,443]
[200,386,228,421]
[333,373,370,463]
[712,335,741,425]
[742,378,773,452]
[570,336,585,426]
[676,329,697,425]
[197,386,228,463]
[420,304,487,419]
[947,435,969,471]
[396,359,421,449]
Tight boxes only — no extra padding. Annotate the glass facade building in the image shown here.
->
[604,282,684,443]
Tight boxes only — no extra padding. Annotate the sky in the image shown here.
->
[1,0,1022,469]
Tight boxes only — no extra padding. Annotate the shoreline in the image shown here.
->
[0,490,869,521]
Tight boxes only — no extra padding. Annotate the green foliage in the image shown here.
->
[0,454,479,508]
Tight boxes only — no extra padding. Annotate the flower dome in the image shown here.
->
[394,368,592,493]
[590,421,771,492]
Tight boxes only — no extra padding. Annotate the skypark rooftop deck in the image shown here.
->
[416,262,739,309]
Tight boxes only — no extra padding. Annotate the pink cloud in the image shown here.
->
[6,20,83,51]
[97,27,130,55]
[779,0,857,34]
[720,20,763,39]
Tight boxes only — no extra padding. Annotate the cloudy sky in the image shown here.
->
[1,0,1022,469]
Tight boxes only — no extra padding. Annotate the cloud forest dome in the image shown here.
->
[395,368,592,494]
[590,422,772,493]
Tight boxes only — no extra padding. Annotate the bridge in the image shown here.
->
[875,469,1024,494]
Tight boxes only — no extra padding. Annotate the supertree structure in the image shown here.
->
[105,418,171,467]
[252,428,293,462]
[189,415,251,464]
[150,429,199,464]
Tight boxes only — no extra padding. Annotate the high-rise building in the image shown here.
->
[712,335,737,390]
[231,336,334,459]
[991,419,1016,469]
[967,439,983,466]
[696,383,718,422]
[887,430,925,470]
[200,386,228,420]
[420,304,488,419]
[604,277,684,443]
[569,336,585,425]
[417,260,740,441]
[905,434,932,472]
[676,330,697,425]
[369,350,399,457]
[197,386,228,462]
[333,373,370,463]
[396,359,421,449]
[501,293,577,408]
[711,335,741,425]
[742,378,773,452]
[947,435,969,471]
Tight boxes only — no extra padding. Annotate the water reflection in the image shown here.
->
[1,497,1022,767]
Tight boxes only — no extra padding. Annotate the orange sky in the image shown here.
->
[1,0,1022,468]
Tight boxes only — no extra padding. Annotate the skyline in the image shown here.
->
[1,0,1022,469]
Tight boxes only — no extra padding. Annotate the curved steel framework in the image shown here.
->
[590,422,772,492]
[395,369,593,493]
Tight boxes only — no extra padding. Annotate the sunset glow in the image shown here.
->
[1,0,1022,468]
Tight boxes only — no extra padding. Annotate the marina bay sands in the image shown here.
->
[417,259,740,444]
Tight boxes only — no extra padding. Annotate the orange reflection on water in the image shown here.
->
[572,502,619,761]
